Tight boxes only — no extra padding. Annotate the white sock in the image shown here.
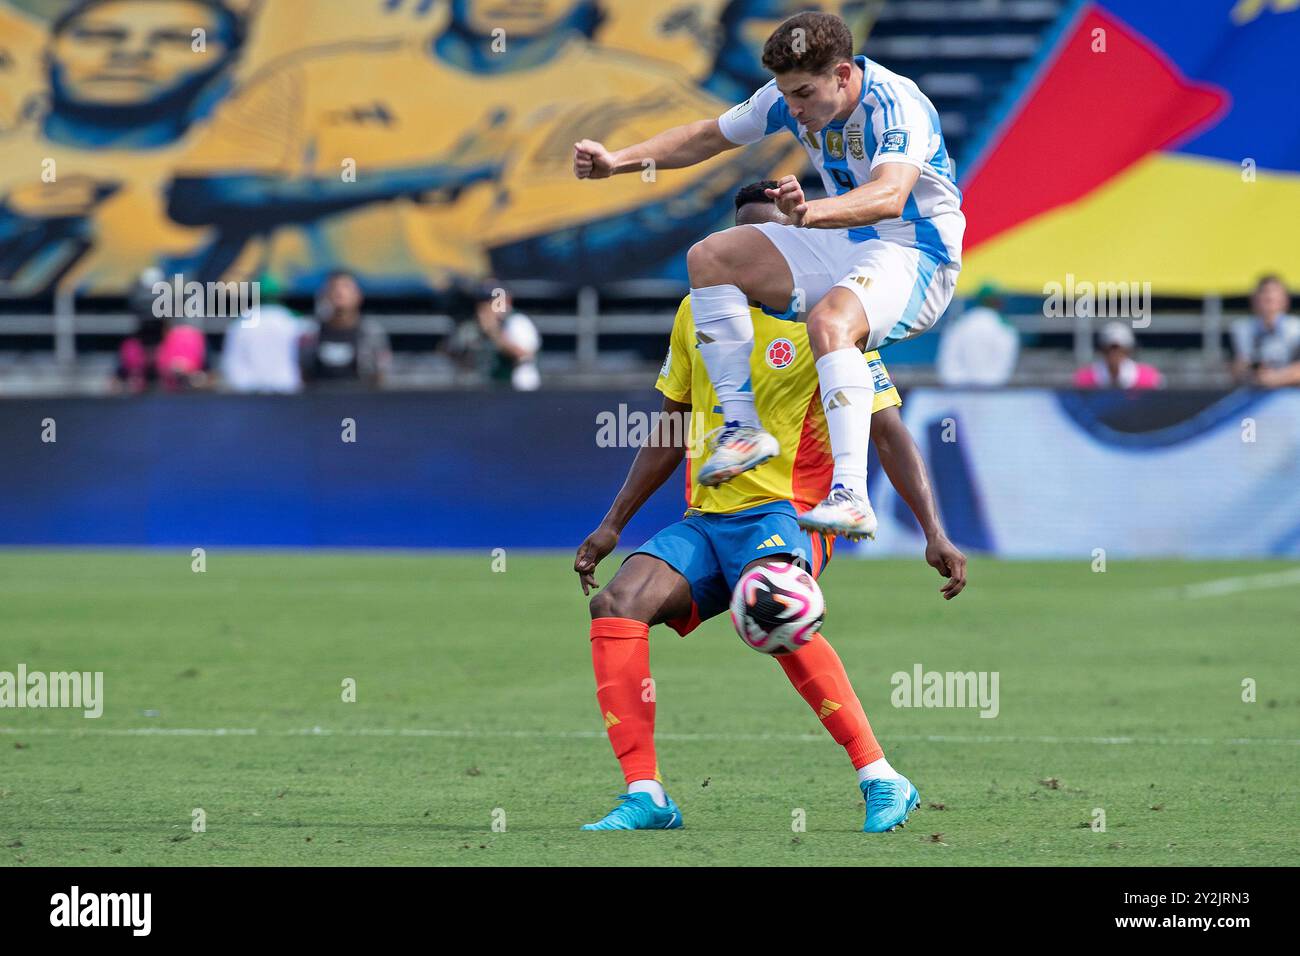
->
[816,348,873,499]
[857,757,902,784]
[690,284,758,428]
[628,779,667,807]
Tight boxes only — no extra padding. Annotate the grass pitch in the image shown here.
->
[0,550,1296,866]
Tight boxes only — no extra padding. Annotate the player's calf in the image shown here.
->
[801,289,878,527]
[687,229,790,471]
[775,634,917,831]
[584,556,692,828]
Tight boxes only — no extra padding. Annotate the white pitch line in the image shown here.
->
[1171,566,1300,599]
[0,726,1296,746]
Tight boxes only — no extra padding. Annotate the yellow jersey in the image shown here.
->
[656,296,902,516]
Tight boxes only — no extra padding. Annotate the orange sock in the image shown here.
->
[590,617,659,785]
[777,634,883,769]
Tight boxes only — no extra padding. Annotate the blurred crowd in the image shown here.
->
[111,272,540,394]
[1229,275,1300,389]
[443,283,541,392]
[110,270,1298,395]
[935,274,1298,391]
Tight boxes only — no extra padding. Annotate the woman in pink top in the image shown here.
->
[1073,321,1163,390]
[117,318,208,393]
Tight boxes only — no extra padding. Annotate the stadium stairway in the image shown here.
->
[863,0,1068,174]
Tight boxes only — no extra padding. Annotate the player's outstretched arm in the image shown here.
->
[799,163,922,230]
[575,396,692,594]
[869,406,967,599]
[573,119,737,180]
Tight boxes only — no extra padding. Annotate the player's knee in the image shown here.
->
[805,306,837,353]
[688,233,747,287]
[686,237,722,285]
[807,302,860,354]
[589,584,637,622]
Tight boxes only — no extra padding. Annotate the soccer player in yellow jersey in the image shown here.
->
[572,183,966,833]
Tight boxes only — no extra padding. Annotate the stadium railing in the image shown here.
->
[0,281,1242,392]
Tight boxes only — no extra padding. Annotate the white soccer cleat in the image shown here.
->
[796,485,878,541]
[696,425,780,487]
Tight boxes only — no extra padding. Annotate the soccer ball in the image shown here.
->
[729,562,825,654]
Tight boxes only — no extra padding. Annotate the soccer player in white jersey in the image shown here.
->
[573,11,964,540]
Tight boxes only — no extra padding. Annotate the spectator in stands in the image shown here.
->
[1073,321,1163,390]
[300,271,390,388]
[1230,275,1300,388]
[936,283,1019,386]
[474,281,541,391]
[113,268,209,393]
[220,274,309,393]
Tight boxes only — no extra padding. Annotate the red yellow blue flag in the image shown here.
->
[959,0,1300,296]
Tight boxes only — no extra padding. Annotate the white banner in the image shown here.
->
[863,389,1300,558]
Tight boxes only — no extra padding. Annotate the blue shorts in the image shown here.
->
[631,501,833,636]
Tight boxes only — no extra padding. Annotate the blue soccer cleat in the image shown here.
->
[861,776,920,833]
[581,792,684,831]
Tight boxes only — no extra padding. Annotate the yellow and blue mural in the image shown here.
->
[3,0,1294,300]
[0,0,867,297]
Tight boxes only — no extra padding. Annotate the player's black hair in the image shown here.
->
[734,180,780,210]
[51,0,248,53]
[1254,273,1287,293]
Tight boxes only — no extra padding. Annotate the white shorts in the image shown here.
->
[747,222,959,351]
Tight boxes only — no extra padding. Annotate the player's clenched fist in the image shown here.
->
[573,139,616,180]
[765,174,809,225]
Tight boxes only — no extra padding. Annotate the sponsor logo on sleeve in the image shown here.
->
[879,128,910,155]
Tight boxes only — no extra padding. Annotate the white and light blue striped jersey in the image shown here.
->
[717,55,964,266]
